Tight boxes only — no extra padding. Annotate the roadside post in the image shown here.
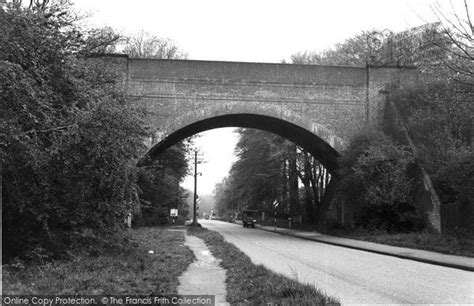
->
[272,200,279,232]
[193,151,198,226]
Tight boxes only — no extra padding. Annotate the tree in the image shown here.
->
[295,150,331,224]
[135,140,192,226]
[431,0,473,86]
[1,0,148,261]
[122,29,188,59]
[290,51,321,64]
[335,131,424,232]
[290,17,473,231]
[122,29,191,225]
[213,129,287,216]
[213,129,330,225]
[213,178,230,217]
[82,26,123,54]
[290,30,394,66]
[288,23,459,72]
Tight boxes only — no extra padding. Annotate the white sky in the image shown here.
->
[182,128,239,196]
[75,0,451,63]
[72,0,470,194]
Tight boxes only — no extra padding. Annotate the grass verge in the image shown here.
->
[328,228,474,258]
[187,227,339,305]
[3,227,194,294]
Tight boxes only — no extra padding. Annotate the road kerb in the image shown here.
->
[257,226,474,272]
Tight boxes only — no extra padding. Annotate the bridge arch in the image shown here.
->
[96,56,419,173]
[137,102,345,173]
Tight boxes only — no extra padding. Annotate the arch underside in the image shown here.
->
[137,114,340,173]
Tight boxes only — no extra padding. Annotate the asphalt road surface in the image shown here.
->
[200,219,474,304]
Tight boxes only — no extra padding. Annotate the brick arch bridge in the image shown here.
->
[96,56,442,231]
[98,56,417,172]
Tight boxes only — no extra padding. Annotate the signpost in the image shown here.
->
[170,208,178,224]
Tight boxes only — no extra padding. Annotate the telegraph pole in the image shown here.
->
[193,150,198,226]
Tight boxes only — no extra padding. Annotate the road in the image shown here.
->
[200,219,474,304]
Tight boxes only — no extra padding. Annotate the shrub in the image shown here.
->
[434,152,474,232]
[1,2,148,262]
[390,82,473,231]
[337,131,426,232]
[135,142,191,227]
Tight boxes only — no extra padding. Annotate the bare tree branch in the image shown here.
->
[464,0,473,34]
[123,30,187,59]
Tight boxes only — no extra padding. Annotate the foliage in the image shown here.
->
[390,4,473,231]
[81,26,124,54]
[122,29,188,59]
[336,131,425,232]
[392,82,473,172]
[108,27,191,227]
[290,30,394,66]
[214,129,294,217]
[390,80,473,231]
[290,19,467,78]
[1,0,148,262]
[118,27,191,226]
[135,141,192,226]
[214,129,330,225]
[434,152,474,206]
[290,4,473,232]
[430,0,474,86]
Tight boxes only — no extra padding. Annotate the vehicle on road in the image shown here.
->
[242,210,258,228]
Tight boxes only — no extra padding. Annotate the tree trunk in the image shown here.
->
[281,159,289,211]
[302,153,314,224]
[317,178,339,232]
[288,143,300,214]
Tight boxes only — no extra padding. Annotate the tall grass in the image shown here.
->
[3,227,195,294]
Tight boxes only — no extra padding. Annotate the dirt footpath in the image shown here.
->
[177,233,229,305]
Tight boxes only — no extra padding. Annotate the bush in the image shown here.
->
[336,131,426,232]
[434,152,474,232]
[390,82,473,231]
[134,142,191,227]
[1,2,148,262]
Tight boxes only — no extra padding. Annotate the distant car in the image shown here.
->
[242,209,258,228]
